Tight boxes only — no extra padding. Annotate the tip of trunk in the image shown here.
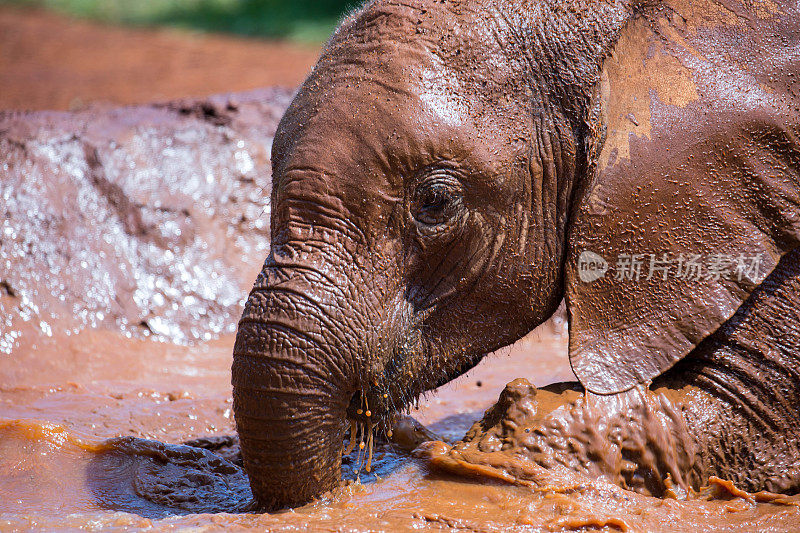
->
[235,404,346,510]
[242,446,342,510]
[232,361,346,510]
[232,297,352,510]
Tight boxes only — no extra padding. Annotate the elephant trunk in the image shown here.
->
[231,267,353,509]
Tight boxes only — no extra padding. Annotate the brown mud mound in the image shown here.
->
[0,87,290,368]
[1,89,800,530]
[426,378,697,497]
[421,379,800,505]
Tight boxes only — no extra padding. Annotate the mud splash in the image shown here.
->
[420,379,800,509]
[86,425,417,518]
[2,90,800,531]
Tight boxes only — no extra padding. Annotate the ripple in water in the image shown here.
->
[87,435,409,517]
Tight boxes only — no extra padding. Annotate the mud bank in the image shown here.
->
[0,7,321,111]
[1,91,799,531]
[0,88,291,361]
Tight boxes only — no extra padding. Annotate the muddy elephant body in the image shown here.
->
[439,247,800,497]
[232,0,800,508]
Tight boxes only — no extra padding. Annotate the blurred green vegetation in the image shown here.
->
[3,0,360,42]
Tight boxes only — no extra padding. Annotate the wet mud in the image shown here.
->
[2,90,800,531]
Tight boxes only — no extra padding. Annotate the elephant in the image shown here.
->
[231,0,800,509]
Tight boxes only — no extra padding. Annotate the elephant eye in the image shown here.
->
[411,177,462,227]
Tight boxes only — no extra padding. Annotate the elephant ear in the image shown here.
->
[566,10,800,394]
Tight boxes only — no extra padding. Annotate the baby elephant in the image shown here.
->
[231,0,800,508]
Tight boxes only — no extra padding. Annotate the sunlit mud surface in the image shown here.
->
[4,331,800,531]
[2,91,800,531]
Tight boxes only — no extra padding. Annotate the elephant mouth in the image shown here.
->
[345,389,393,430]
[342,389,395,472]
[343,341,488,431]
[343,339,420,432]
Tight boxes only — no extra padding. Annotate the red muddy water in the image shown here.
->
[1,7,799,532]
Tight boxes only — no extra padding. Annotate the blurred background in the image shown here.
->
[0,0,358,110]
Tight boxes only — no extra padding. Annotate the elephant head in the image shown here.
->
[232,0,800,508]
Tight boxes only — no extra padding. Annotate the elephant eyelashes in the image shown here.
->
[410,177,463,228]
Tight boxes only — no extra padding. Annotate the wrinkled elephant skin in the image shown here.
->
[231,0,800,509]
